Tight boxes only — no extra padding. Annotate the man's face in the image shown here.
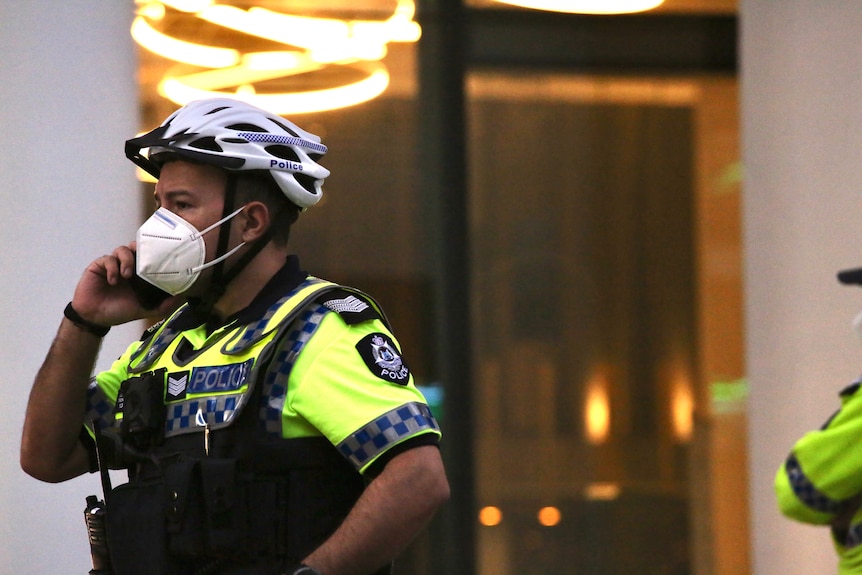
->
[153,160,231,294]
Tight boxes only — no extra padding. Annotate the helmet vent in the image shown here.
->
[268,117,301,138]
[265,144,301,163]
[205,106,231,115]
[227,122,266,133]
[189,136,223,152]
[294,172,319,195]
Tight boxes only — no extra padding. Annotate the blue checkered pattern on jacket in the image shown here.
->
[84,378,115,429]
[785,453,842,513]
[259,304,330,435]
[338,402,440,469]
[224,279,328,354]
[224,304,283,354]
[166,395,240,434]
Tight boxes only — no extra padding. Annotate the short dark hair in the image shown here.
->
[153,153,300,246]
[233,171,301,247]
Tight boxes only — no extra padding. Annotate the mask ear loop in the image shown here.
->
[195,173,277,317]
[209,197,286,299]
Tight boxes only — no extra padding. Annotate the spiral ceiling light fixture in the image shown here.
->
[131,0,421,114]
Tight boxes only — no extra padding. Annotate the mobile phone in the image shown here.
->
[130,273,172,309]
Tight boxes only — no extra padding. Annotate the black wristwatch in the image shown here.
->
[285,564,322,575]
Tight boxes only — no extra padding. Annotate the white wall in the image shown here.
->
[742,2,862,574]
[0,3,141,573]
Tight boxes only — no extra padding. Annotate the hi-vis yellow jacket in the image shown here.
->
[776,379,862,574]
[84,275,441,474]
[79,272,440,572]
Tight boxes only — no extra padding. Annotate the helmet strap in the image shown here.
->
[196,173,274,317]
[212,172,238,284]
[196,173,238,315]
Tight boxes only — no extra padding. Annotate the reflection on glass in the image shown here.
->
[468,71,740,575]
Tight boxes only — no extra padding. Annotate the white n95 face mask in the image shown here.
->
[135,206,246,295]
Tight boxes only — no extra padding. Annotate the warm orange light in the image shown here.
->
[670,364,694,442]
[479,506,503,526]
[132,0,420,114]
[537,506,562,527]
[584,368,611,444]
[584,482,621,501]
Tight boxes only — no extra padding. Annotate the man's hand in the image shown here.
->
[21,242,179,483]
[71,242,180,327]
[301,445,449,575]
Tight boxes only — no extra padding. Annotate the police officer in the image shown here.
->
[775,269,862,575]
[775,380,862,574]
[21,98,450,575]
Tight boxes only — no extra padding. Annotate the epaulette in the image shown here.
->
[317,287,387,326]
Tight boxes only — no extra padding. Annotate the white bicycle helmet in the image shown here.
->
[126,98,330,209]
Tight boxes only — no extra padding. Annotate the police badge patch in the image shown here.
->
[356,333,410,385]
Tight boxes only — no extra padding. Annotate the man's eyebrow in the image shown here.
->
[154,190,193,206]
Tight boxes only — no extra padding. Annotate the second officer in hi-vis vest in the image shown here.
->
[21,98,450,575]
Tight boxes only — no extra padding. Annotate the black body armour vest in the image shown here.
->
[98,283,392,575]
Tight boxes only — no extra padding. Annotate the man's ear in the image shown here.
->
[239,201,271,242]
